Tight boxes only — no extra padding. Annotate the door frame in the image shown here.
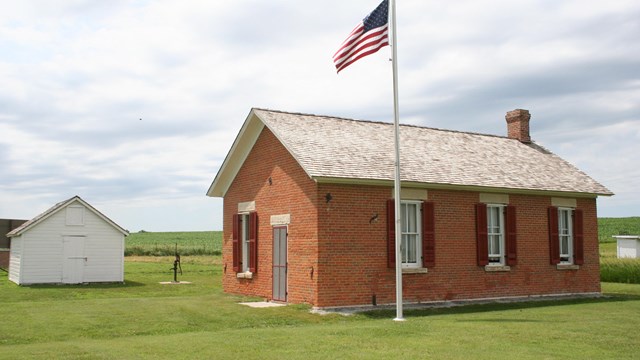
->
[62,235,86,284]
[272,226,287,302]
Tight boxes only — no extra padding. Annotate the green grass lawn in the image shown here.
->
[1,257,639,359]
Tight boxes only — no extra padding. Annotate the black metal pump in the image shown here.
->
[169,243,182,282]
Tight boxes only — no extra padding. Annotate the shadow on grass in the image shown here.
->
[360,294,640,319]
[20,280,146,289]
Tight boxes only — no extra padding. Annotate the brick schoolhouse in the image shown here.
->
[206,108,612,308]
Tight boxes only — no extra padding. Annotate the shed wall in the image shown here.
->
[617,239,638,258]
[9,201,124,284]
[8,237,22,283]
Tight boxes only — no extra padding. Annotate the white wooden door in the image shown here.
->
[63,236,86,284]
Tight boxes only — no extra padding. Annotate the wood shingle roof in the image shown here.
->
[207,108,612,198]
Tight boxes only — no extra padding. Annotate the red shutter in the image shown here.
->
[248,212,258,273]
[505,205,517,266]
[232,214,241,272]
[476,203,488,266]
[548,207,560,265]
[422,202,435,268]
[387,199,396,268]
[573,209,584,265]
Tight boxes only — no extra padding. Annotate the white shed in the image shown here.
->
[7,196,129,285]
[614,235,640,259]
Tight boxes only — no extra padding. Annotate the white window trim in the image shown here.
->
[400,200,422,269]
[558,207,574,265]
[486,204,505,266]
[240,213,250,273]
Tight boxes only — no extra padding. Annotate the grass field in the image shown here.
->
[1,257,640,359]
[597,217,640,243]
[125,231,222,256]
[124,217,640,255]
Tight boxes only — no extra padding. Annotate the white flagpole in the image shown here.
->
[389,0,404,322]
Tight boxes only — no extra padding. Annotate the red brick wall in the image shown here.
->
[222,127,319,304]
[222,130,601,307]
[315,186,600,307]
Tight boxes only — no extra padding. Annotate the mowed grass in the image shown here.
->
[125,231,222,256]
[1,257,640,359]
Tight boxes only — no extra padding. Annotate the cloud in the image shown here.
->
[0,0,638,230]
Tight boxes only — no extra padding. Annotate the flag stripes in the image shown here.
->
[333,0,390,73]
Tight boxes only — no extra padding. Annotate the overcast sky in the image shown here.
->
[1,0,638,232]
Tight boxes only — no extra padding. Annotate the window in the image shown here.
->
[548,206,584,266]
[387,199,435,269]
[558,208,573,264]
[400,201,422,268]
[241,214,250,272]
[487,205,505,265]
[476,203,517,267]
[232,212,258,274]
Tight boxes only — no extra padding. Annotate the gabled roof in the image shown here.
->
[207,108,613,198]
[7,196,129,237]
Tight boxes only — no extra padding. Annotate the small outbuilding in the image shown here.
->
[7,196,129,285]
[614,235,640,259]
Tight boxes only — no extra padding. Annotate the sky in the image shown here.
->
[0,0,638,232]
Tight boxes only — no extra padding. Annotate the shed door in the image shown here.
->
[272,227,287,302]
[63,236,86,284]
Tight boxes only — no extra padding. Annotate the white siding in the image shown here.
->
[8,237,22,283]
[617,239,639,259]
[83,225,124,282]
[11,199,125,284]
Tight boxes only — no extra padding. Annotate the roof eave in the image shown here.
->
[312,176,613,198]
[7,196,129,237]
[206,108,316,198]
[206,109,265,198]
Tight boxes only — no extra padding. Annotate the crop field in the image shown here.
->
[125,231,222,256]
[597,217,640,243]
[598,219,640,284]
[123,217,639,256]
[1,257,640,359]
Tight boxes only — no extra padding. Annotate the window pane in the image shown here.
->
[401,234,408,263]
[488,207,497,227]
[407,204,417,232]
[560,236,569,256]
[489,235,500,256]
[407,234,417,263]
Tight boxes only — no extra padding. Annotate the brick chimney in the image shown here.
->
[505,109,531,143]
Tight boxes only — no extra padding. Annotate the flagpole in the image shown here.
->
[389,0,404,322]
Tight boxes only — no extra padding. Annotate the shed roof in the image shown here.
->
[7,196,129,237]
[207,108,612,198]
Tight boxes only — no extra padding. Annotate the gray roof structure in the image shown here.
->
[207,108,612,198]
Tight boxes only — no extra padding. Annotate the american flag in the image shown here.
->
[333,0,390,73]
